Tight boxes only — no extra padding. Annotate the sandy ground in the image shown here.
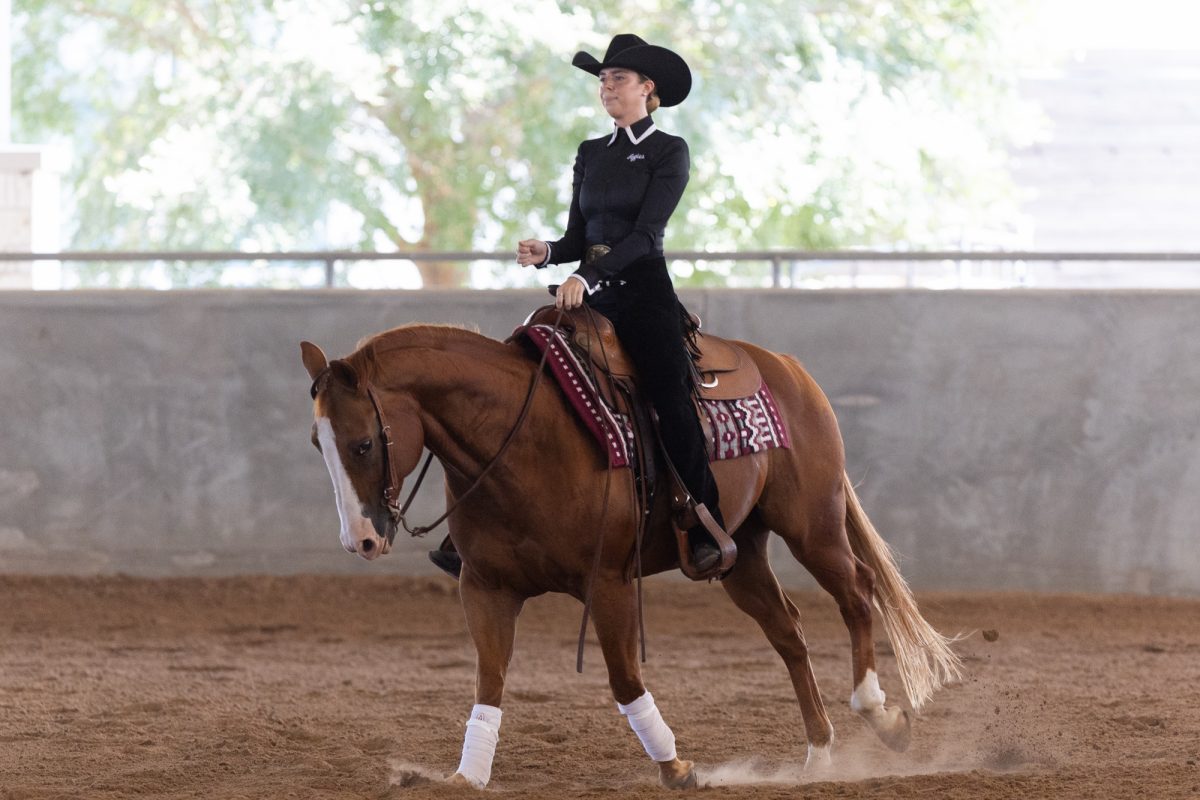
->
[1,574,1198,799]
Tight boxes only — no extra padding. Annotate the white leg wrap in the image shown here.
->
[850,669,886,713]
[617,691,677,763]
[456,704,502,787]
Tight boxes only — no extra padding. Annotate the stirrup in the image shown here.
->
[672,502,737,581]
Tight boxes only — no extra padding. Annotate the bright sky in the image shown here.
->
[1033,0,1200,51]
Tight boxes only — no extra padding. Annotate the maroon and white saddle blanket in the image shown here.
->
[522,324,791,468]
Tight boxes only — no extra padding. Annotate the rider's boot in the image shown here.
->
[428,535,462,580]
[674,501,736,580]
[687,525,722,574]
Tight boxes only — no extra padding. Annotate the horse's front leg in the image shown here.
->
[448,568,525,789]
[588,580,697,790]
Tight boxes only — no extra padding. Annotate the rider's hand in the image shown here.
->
[517,239,548,267]
[555,278,586,310]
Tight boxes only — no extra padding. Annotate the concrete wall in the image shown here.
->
[1,289,1196,594]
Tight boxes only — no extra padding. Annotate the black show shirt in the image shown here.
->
[542,115,690,290]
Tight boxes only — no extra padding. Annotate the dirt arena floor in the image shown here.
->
[1,575,1198,799]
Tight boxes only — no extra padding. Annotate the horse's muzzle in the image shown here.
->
[355,535,392,560]
[368,507,398,546]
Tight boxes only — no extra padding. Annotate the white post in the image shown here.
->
[0,147,63,288]
[1,0,10,143]
[0,4,64,290]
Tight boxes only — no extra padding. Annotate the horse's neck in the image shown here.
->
[373,329,534,478]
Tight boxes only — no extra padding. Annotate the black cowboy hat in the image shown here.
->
[572,33,692,107]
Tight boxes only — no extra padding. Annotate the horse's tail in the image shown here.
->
[842,473,962,711]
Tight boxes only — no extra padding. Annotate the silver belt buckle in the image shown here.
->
[584,244,611,265]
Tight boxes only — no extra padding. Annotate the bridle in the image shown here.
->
[310,308,566,541]
[363,382,412,533]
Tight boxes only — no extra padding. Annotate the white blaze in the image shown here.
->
[315,416,372,553]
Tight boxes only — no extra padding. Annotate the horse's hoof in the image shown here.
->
[805,742,833,771]
[875,708,912,753]
[446,772,481,789]
[658,758,697,789]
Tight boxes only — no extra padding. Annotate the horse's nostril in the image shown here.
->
[361,539,374,553]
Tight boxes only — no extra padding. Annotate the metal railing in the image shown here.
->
[3,249,1200,288]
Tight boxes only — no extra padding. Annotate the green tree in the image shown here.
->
[13,0,1033,287]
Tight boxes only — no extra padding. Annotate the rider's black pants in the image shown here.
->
[585,256,724,529]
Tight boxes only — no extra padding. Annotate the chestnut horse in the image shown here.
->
[300,322,960,789]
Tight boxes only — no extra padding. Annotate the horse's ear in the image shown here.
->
[329,359,360,392]
[300,341,328,379]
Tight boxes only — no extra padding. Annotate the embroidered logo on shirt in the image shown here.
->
[627,153,645,162]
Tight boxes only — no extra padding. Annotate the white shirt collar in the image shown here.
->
[607,117,658,147]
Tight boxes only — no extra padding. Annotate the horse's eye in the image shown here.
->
[355,439,373,457]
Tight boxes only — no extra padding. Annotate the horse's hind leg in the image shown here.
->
[778,498,912,752]
[720,523,836,768]
[450,569,525,788]
[587,579,696,790]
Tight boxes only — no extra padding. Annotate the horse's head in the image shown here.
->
[301,340,424,561]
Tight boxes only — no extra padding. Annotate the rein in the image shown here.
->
[363,308,567,540]
[574,304,649,671]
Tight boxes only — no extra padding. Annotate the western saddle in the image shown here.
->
[519,305,763,580]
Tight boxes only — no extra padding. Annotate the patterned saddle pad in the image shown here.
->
[522,324,791,468]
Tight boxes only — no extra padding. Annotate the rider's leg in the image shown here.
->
[612,265,724,571]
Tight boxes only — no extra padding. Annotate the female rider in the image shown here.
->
[432,34,726,579]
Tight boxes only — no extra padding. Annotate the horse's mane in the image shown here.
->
[354,322,483,353]
[345,323,504,385]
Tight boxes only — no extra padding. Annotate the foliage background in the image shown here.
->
[12,0,1039,287]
